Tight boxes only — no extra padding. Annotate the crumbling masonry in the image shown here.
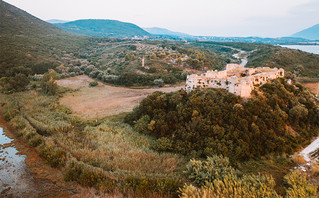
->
[185,64,284,97]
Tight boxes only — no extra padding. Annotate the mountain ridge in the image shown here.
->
[143,27,191,37]
[46,19,69,24]
[292,24,319,40]
[54,19,151,38]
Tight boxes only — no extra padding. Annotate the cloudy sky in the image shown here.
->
[4,0,319,37]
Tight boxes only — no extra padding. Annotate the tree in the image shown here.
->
[0,66,31,92]
[40,70,60,95]
[154,78,164,87]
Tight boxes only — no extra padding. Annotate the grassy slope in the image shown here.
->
[246,45,319,78]
[0,0,89,74]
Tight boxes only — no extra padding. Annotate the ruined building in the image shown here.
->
[185,64,284,98]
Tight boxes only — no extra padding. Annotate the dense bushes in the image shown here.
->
[284,171,317,197]
[89,81,98,87]
[181,156,280,197]
[126,79,319,161]
[180,156,317,198]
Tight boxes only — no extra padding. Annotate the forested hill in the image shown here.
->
[0,0,63,36]
[126,79,319,161]
[54,19,151,38]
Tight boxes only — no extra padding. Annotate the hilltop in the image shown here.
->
[54,19,151,38]
[292,24,319,40]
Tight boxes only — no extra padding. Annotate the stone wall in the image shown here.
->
[186,66,284,98]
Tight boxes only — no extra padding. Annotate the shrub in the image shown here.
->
[185,156,236,186]
[40,145,66,168]
[133,115,150,134]
[292,155,306,165]
[284,170,317,197]
[40,70,60,95]
[152,137,174,152]
[181,156,279,197]
[154,78,164,87]
[29,135,43,147]
[89,81,98,87]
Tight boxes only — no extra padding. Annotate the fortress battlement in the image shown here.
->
[185,64,284,97]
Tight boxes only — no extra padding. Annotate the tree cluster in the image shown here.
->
[126,79,319,161]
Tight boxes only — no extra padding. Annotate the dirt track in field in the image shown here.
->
[57,75,184,119]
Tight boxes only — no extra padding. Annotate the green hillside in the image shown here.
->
[292,24,319,40]
[0,0,90,70]
[54,19,151,38]
[126,79,319,161]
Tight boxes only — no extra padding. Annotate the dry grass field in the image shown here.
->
[303,82,319,95]
[57,75,184,119]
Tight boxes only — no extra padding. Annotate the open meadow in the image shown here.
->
[57,75,184,118]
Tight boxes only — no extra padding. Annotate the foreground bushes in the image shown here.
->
[180,156,317,198]
[64,160,181,196]
[284,171,317,197]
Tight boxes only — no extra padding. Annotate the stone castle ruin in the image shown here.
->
[185,64,284,98]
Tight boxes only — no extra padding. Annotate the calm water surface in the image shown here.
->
[281,45,319,54]
[0,126,39,196]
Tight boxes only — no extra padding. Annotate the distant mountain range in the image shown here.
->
[46,19,69,24]
[53,19,151,38]
[292,24,319,40]
[143,27,191,37]
[46,17,318,44]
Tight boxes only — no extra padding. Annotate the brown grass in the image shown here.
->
[302,82,319,95]
[57,75,184,119]
[292,155,306,165]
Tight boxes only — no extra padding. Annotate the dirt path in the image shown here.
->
[58,75,185,119]
[0,116,78,198]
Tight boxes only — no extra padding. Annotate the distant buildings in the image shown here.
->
[185,64,284,98]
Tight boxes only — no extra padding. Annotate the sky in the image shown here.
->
[4,0,319,37]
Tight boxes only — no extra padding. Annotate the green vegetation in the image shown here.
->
[284,170,317,197]
[246,45,319,78]
[1,87,317,197]
[180,156,316,198]
[54,19,151,38]
[188,41,319,79]
[0,90,185,196]
[126,79,319,161]
[89,81,98,87]
[1,1,319,196]
[40,70,60,95]
[2,0,319,92]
